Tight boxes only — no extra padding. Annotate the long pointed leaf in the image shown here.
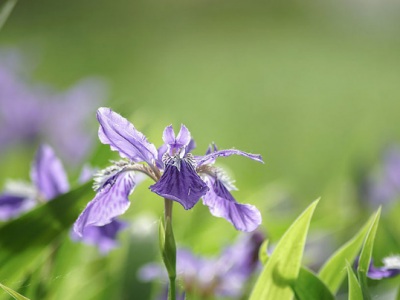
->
[357,207,381,300]
[249,199,319,300]
[292,267,334,300]
[318,212,375,294]
[346,261,363,300]
[0,282,30,300]
[0,183,92,286]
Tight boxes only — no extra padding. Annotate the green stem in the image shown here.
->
[168,275,176,300]
[163,198,176,300]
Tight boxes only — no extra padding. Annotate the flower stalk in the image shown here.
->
[159,199,177,300]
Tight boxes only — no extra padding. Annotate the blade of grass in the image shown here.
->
[249,199,319,300]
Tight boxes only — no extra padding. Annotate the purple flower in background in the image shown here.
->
[0,144,69,220]
[364,146,400,206]
[70,218,127,255]
[74,108,263,236]
[366,256,400,280]
[0,48,106,164]
[138,231,264,299]
[0,144,125,254]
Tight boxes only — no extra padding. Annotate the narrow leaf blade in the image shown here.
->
[0,282,30,300]
[357,207,381,300]
[249,199,319,300]
[346,261,363,300]
[292,267,334,300]
[318,212,376,294]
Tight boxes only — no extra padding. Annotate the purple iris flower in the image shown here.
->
[138,231,264,299]
[364,146,400,206]
[74,108,263,236]
[0,144,125,254]
[366,256,400,280]
[0,49,106,164]
[0,144,69,220]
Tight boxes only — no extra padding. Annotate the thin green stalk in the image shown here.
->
[0,0,17,31]
[163,198,176,300]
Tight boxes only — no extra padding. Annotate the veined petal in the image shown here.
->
[162,125,175,145]
[176,124,191,148]
[196,149,263,166]
[202,177,261,232]
[30,144,69,200]
[150,155,208,209]
[74,170,136,236]
[0,194,36,221]
[97,107,158,165]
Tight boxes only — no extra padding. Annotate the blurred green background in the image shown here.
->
[1,0,400,299]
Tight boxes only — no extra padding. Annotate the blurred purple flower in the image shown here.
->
[0,144,125,254]
[138,231,264,299]
[74,108,263,237]
[70,218,127,255]
[364,147,400,206]
[365,256,400,280]
[0,144,69,220]
[0,49,106,164]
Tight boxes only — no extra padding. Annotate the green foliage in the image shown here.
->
[0,183,92,287]
[346,262,363,300]
[0,282,30,300]
[318,212,376,294]
[292,267,334,300]
[357,207,381,300]
[249,199,319,300]
[0,0,17,30]
[258,239,269,265]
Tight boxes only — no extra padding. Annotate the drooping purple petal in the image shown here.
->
[71,218,127,254]
[74,171,136,236]
[0,194,36,221]
[202,177,261,232]
[196,149,263,166]
[97,107,158,165]
[150,156,208,210]
[30,144,69,200]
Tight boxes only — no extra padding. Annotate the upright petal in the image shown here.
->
[162,124,192,155]
[30,144,69,200]
[74,170,136,236]
[97,107,158,165]
[0,194,36,221]
[175,125,191,148]
[150,155,209,209]
[196,149,263,166]
[202,177,261,232]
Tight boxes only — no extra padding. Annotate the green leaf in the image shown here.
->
[0,0,17,31]
[249,199,319,300]
[0,282,30,300]
[357,207,381,300]
[0,182,92,286]
[318,212,376,294]
[292,267,334,300]
[346,261,363,300]
[258,239,269,265]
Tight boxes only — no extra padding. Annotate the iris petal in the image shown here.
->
[72,218,127,254]
[196,149,263,166]
[150,156,208,209]
[0,194,35,221]
[30,144,69,200]
[74,170,136,236]
[202,177,261,232]
[97,107,158,165]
